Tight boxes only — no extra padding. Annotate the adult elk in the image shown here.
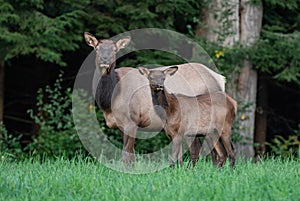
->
[84,32,226,165]
[138,66,236,168]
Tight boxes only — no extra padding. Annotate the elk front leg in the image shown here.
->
[185,135,201,168]
[122,126,136,166]
[170,135,183,167]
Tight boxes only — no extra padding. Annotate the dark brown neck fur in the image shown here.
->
[151,88,179,117]
[96,68,118,112]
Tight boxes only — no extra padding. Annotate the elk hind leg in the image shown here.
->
[211,140,227,167]
[221,128,235,169]
[206,129,226,168]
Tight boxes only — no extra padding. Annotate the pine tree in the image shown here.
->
[0,0,87,123]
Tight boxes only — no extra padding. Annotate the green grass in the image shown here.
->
[0,156,299,201]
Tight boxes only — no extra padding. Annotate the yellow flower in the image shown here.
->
[215,50,225,59]
[241,114,246,121]
[89,104,94,112]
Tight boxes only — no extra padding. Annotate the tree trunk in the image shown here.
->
[197,0,263,159]
[234,60,257,158]
[196,0,240,47]
[0,60,4,124]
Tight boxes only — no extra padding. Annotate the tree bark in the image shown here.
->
[196,0,240,47]
[0,60,4,124]
[235,60,257,158]
[197,0,263,159]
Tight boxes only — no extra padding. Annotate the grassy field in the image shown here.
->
[0,156,299,201]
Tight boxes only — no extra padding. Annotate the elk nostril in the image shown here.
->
[153,85,164,91]
[103,56,110,60]
[102,58,109,63]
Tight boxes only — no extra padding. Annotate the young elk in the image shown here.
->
[138,66,237,168]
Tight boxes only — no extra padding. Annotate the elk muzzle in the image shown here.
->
[99,65,110,76]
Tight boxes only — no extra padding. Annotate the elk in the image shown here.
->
[138,66,236,168]
[84,32,227,165]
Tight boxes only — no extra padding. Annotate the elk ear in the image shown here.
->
[138,67,150,77]
[164,66,178,76]
[84,32,98,48]
[115,36,131,51]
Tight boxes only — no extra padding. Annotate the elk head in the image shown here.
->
[84,32,131,76]
[138,66,179,92]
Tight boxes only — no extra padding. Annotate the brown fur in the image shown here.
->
[139,67,236,168]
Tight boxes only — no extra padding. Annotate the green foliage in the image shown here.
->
[84,0,200,37]
[246,0,300,85]
[0,0,202,65]
[254,0,299,34]
[266,124,300,158]
[0,0,87,64]
[27,74,84,158]
[265,0,298,9]
[119,50,187,69]
[266,135,300,158]
[0,123,24,160]
[250,31,300,85]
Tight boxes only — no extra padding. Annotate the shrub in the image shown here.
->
[27,74,85,158]
[0,123,24,161]
[266,125,300,159]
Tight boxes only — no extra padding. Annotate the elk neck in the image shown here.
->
[151,87,179,116]
[96,65,118,112]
